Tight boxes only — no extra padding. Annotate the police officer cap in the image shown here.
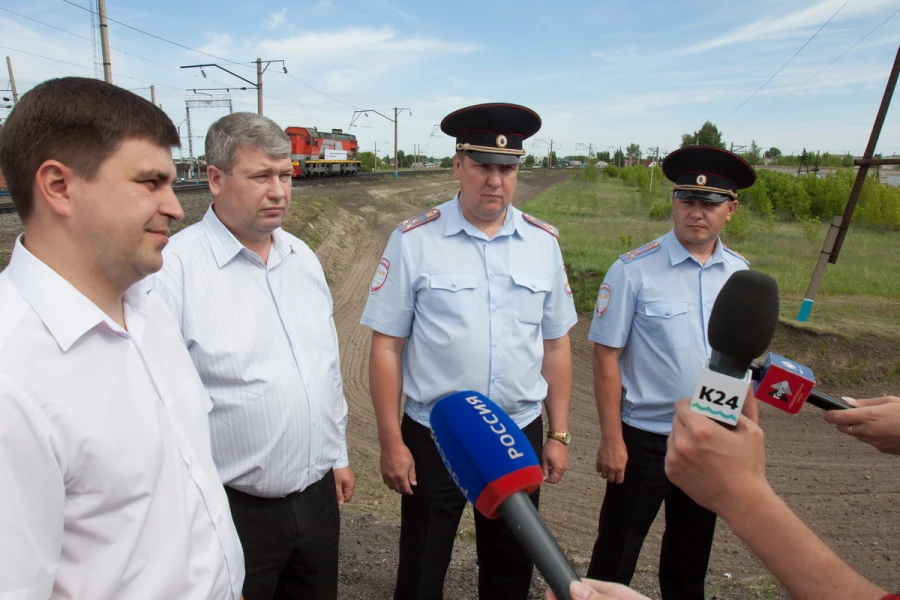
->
[441,103,541,165]
[663,146,756,204]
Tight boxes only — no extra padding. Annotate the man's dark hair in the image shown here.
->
[0,77,180,221]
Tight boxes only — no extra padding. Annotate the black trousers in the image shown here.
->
[395,414,542,600]
[586,423,717,600]
[225,470,340,600]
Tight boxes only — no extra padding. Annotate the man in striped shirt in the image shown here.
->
[150,112,354,600]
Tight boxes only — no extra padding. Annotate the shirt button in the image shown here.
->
[665,310,671,316]
[489,273,495,278]
[531,283,536,289]
[492,306,497,312]
[452,281,458,288]
[215,514,223,524]
[185,454,194,466]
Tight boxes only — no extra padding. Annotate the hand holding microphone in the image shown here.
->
[545,579,650,600]
[430,391,580,600]
[666,399,770,518]
[824,395,900,454]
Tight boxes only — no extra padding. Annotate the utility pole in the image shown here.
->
[150,85,156,107]
[181,60,285,117]
[97,0,112,83]
[256,58,263,115]
[647,146,660,192]
[374,141,389,172]
[549,139,554,169]
[349,108,409,178]
[394,108,399,176]
[6,57,18,103]
[185,105,194,180]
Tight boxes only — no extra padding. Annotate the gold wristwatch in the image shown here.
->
[547,431,571,445]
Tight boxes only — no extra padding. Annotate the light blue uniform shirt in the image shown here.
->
[588,229,748,435]
[361,195,578,429]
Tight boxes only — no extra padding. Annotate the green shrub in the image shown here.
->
[723,205,753,242]
[574,164,600,183]
[800,216,823,243]
[649,201,673,220]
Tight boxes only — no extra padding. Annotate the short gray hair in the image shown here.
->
[205,112,290,174]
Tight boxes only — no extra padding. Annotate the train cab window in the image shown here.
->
[313,139,319,147]
[306,136,311,144]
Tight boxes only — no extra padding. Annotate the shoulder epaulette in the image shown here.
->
[522,213,559,238]
[723,245,750,265]
[620,240,661,263]
[397,208,441,233]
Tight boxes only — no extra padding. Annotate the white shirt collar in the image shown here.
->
[443,194,524,240]
[5,235,146,352]
[202,204,297,269]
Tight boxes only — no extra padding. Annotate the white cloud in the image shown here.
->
[257,27,478,58]
[262,9,287,31]
[676,0,900,55]
[591,50,620,62]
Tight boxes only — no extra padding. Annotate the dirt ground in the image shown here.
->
[2,172,898,598]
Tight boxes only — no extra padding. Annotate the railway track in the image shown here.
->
[0,170,451,215]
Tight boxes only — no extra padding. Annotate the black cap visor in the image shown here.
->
[463,150,522,166]
[674,189,734,204]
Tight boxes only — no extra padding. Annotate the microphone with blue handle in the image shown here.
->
[430,391,579,600]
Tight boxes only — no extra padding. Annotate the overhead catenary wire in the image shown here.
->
[719,0,851,124]
[0,43,185,91]
[58,0,363,113]
[733,6,900,131]
[59,0,249,68]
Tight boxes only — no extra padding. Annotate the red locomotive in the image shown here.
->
[285,126,361,177]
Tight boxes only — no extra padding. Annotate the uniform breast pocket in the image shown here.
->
[640,301,690,351]
[428,273,479,324]
[511,274,551,325]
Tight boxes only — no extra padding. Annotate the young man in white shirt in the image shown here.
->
[150,112,355,600]
[0,77,245,599]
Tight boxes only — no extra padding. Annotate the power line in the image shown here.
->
[734,7,900,131]
[59,0,250,68]
[720,0,850,124]
[0,43,185,91]
[282,72,361,111]
[56,0,366,116]
[1,6,241,88]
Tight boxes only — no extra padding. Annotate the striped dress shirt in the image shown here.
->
[149,205,349,498]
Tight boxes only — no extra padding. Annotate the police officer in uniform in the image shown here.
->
[360,103,578,599]
[585,146,759,599]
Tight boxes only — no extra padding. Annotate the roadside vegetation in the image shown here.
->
[524,172,900,345]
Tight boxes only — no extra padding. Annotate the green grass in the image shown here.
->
[524,176,900,341]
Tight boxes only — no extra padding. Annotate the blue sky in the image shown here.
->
[1,0,899,160]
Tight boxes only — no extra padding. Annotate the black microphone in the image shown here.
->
[689,270,780,427]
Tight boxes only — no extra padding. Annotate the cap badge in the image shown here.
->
[496,134,508,148]
[696,174,708,186]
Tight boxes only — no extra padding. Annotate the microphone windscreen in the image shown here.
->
[430,391,544,519]
[708,270,779,362]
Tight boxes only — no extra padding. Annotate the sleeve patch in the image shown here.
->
[595,283,612,317]
[523,213,559,238]
[397,209,441,233]
[723,245,750,265]
[619,240,661,263]
[370,257,390,293]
